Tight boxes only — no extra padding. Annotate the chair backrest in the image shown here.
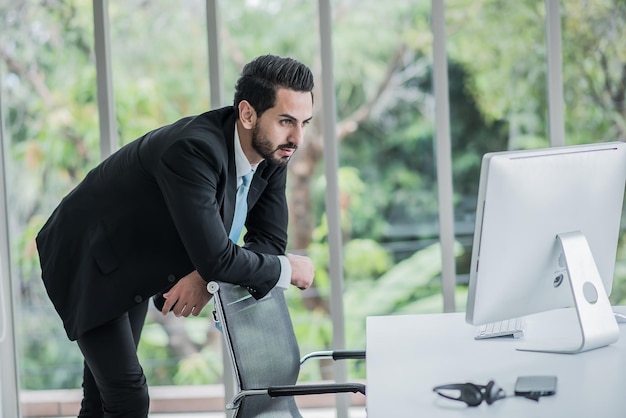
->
[212,282,302,418]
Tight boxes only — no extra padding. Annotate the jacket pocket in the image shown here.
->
[90,223,119,275]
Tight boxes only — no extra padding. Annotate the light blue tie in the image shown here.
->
[229,171,253,243]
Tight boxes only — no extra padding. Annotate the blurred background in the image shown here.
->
[1,0,626,415]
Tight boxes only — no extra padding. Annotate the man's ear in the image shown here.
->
[238,100,256,129]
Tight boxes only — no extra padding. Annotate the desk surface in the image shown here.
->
[366,307,626,417]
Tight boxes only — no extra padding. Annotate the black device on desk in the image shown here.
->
[433,375,557,406]
[514,375,557,400]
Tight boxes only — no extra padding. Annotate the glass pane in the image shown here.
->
[108,0,215,389]
[329,0,437,358]
[110,0,210,145]
[560,1,626,304]
[0,0,98,407]
[446,0,549,300]
[220,0,324,379]
[1,0,218,410]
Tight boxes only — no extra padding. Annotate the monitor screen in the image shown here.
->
[466,142,626,333]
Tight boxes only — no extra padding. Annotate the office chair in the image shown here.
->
[207,281,366,418]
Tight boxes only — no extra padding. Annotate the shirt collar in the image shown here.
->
[234,123,255,177]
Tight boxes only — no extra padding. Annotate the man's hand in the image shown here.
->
[287,253,314,290]
[161,270,212,317]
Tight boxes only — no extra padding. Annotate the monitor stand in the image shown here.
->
[517,231,620,354]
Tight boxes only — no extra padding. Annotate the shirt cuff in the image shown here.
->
[276,255,291,289]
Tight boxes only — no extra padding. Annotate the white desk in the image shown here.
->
[366,307,626,417]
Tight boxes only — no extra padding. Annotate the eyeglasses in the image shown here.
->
[433,380,507,407]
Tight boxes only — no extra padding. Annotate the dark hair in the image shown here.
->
[233,55,314,117]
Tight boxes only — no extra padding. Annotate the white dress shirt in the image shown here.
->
[234,125,291,290]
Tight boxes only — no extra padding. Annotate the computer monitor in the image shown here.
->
[465,141,626,353]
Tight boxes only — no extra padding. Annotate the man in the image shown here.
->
[36,54,315,417]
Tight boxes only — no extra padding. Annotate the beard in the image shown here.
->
[251,122,297,166]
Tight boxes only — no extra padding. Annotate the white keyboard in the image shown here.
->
[474,317,525,340]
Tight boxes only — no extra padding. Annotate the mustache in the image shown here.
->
[273,143,298,152]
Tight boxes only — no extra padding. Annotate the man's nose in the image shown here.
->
[291,124,305,145]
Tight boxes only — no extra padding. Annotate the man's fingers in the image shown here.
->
[161,294,177,316]
[188,305,200,317]
[175,304,187,317]
[191,296,212,316]
[160,275,213,317]
[171,299,208,317]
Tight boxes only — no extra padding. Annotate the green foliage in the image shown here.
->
[611,233,626,306]
[561,0,626,144]
[343,239,393,282]
[342,242,465,375]
[446,0,549,134]
[172,350,222,386]
[108,0,212,139]
[137,322,180,386]
[16,310,84,390]
[138,314,223,386]
[345,242,464,320]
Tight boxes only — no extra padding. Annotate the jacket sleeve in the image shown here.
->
[153,136,280,299]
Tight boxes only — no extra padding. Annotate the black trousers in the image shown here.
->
[76,300,149,418]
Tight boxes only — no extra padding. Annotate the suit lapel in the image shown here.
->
[218,109,269,233]
[247,162,267,207]
[220,112,238,233]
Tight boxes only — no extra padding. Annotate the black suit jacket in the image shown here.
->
[36,107,288,340]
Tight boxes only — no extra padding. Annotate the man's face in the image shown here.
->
[251,88,313,166]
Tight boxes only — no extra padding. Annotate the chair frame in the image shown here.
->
[207,281,366,416]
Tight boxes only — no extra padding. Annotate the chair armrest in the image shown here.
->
[332,350,366,360]
[300,349,366,365]
[268,383,366,397]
